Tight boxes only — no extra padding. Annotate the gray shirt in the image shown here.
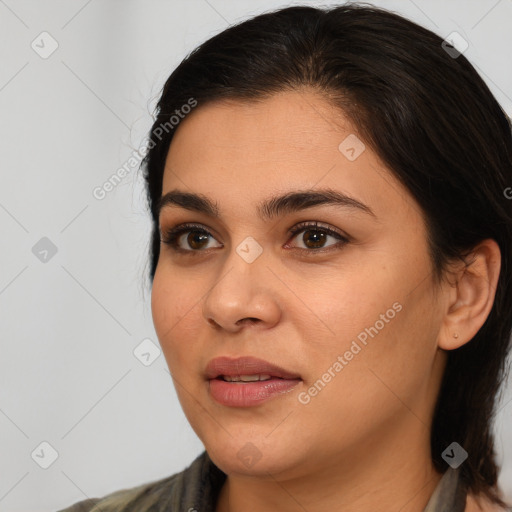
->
[56,450,468,512]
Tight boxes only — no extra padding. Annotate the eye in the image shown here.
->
[160,223,222,254]
[285,221,350,254]
[159,221,350,256]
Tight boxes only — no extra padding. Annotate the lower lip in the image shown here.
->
[208,377,301,407]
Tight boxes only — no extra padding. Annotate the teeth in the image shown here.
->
[222,374,272,382]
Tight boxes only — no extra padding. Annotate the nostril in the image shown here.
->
[207,318,221,328]
[236,317,259,325]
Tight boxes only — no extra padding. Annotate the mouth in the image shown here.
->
[215,374,276,382]
[205,355,302,381]
[205,356,302,407]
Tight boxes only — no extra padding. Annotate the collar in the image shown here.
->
[181,451,466,512]
[423,466,468,512]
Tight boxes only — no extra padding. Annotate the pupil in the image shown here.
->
[189,231,209,249]
[304,230,326,248]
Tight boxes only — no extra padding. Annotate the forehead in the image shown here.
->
[161,90,420,224]
[168,90,352,158]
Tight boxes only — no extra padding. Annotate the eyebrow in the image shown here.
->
[156,188,376,220]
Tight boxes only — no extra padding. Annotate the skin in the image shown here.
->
[151,89,501,512]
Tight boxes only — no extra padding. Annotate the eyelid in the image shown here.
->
[287,220,350,241]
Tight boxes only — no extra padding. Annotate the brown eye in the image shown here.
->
[160,224,222,254]
[184,231,210,250]
[286,221,350,253]
[298,229,328,249]
[160,220,350,256]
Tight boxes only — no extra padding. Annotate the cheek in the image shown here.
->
[151,269,205,361]
[298,262,399,346]
[300,252,436,384]
[151,271,174,338]
[333,284,438,412]
[298,293,437,439]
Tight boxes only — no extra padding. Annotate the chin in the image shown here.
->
[204,435,305,478]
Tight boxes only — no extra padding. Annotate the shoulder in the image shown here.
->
[56,498,102,512]
[55,469,182,512]
[465,492,512,512]
[56,450,224,512]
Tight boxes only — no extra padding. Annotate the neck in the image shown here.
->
[215,421,443,512]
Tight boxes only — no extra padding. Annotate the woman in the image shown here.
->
[58,3,512,511]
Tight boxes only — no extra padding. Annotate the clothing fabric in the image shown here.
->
[57,450,467,512]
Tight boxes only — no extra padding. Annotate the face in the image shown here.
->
[151,89,448,479]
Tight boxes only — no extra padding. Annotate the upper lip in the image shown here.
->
[205,356,301,380]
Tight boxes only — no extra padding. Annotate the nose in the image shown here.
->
[201,247,281,333]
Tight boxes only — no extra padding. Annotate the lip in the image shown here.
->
[205,356,301,380]
[205,356,302,407]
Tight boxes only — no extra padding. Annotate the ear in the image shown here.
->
[437,239,501,351]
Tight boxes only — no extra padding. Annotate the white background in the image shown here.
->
[0,1,511,510]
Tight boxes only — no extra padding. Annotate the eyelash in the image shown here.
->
[160,221,350,257]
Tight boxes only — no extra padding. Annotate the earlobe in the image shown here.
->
[437,239,501,351]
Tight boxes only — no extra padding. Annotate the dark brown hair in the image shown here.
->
[141,3,512,507]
